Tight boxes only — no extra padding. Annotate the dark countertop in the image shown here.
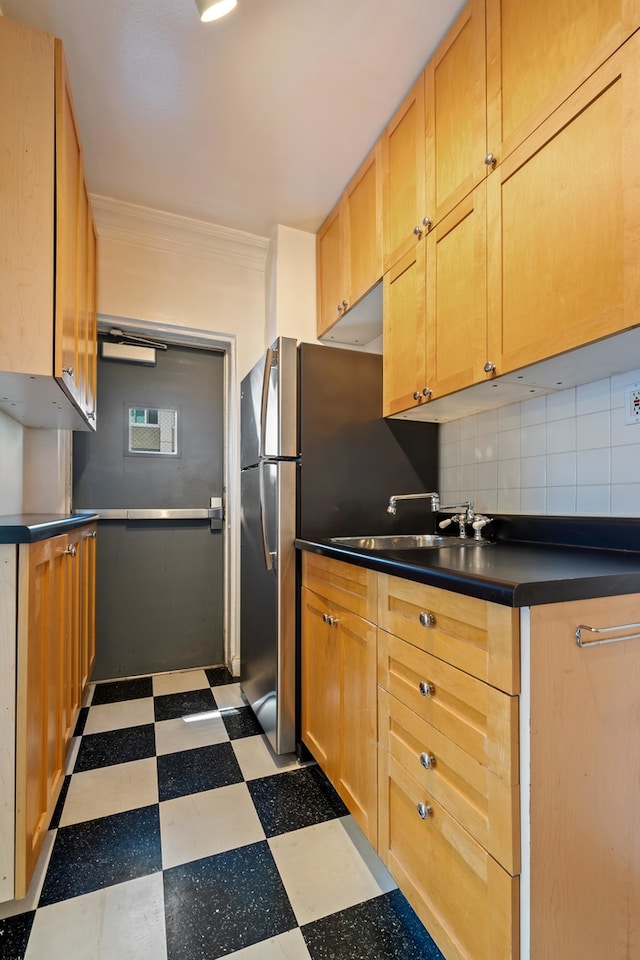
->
[0,513,99,544]
[295,534,640,607]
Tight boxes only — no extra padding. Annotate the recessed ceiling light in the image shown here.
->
[195,0,237,22]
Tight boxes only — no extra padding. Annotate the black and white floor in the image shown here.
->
[0,668,444,959]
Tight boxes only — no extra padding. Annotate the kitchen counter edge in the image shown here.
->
[0,513,99,544]
[295,537,640,607]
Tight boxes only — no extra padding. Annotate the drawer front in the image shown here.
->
[378,573,519,693]
[302,552,377,622]
[378,631,518,784]
[379,688,519,875]
[380,755,519,960]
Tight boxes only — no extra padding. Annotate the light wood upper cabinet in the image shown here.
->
[382,245,427,416]
[425,183,488,399]
[316,144,382,337]
[382,73,427,272]
[487,33,640,377]
[425,0,487,225]
[316,204,346,338]
[486,0,640,166]
[0,17,97,431]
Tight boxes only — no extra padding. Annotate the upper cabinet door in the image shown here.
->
[425,0,487,226]
[487,33,640,377]
[316,201,347,337]
[54,42,83,410]
[382,73,427,272]
[345,142,383,310]
[486,0,640,165]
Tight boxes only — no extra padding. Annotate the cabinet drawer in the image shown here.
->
[379,688,519,875]
[379,754,519,960]
[302,552,377,622]
[378,573,519,693]
[378,631,518,784]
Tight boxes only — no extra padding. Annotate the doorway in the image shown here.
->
[73,323,236,681]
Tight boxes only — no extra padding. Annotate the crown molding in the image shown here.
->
[91,195,269,272]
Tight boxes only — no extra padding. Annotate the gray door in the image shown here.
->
[73,339,225,680]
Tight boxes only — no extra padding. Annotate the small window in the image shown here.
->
[127,406,178,455]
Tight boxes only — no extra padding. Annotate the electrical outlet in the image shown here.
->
[624,382,640,425]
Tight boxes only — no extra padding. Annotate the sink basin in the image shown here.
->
[329,534,466,550]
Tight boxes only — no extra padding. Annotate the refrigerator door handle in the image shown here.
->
[260,345,276,458]
[258,460,275,571]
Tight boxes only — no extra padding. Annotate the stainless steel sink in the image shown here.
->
[329,533,466,550]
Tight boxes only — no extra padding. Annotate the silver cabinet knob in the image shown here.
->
[484,361,496,374]
[484,152,497,168]
[419,680,435,697]
[422,216,432,230]
[413,225,423,238]
[65,544,77,558]
[416,802,432,820]
[322,613,328,623]
[337,303,344,313]
[87,410,95,420]
[91,530,97,539]
[419,611,435,627]
[63,366,74,377]
[420,752,436,770]
[412,391,421,401]
[422,387,431,398]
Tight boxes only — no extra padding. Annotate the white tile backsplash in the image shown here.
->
[438,372,640,517]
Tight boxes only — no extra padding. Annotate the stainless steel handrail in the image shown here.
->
[575,621,640,647]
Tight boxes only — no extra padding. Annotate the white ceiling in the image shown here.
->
[2,0,465,238]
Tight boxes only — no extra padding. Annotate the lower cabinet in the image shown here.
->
[300,553,640,959]
[14,523,96,897]
[377,574,520,960]
[301,553,378,846]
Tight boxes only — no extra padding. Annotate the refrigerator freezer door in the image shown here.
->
[240,337,298,467]
[240,459,296,754]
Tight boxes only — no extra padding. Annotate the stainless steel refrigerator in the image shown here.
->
[240,337,438,754]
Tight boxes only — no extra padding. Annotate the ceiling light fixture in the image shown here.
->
[195,0,237,22]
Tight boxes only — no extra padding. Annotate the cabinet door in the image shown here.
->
[301,587,340,780]
[487,35,640,377]
[54,42,82,409]
[316,202,347,337]
[382,245,427,417]
[382,73,427,271]
[425,0,487,225]
[15,535,67,896]
[486,0,639,164]
[425,184,488,398]
[75,524,97,693]
[337,610,377,846]
[85,209,98,424]
[0,18,55,378]
[378,754,518,960]
[345,142,383,308]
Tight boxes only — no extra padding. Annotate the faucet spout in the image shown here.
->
[387,492,440,516]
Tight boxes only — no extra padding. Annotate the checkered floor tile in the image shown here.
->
[0,667,444,960]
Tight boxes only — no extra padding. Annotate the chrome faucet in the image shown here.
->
[438,501,493,540]
[387,492,440,516]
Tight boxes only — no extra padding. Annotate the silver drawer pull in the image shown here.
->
[419,680,434,697]
[416,802,432,820]
[576,621,640,648]
[419,611,435,627]
[419,752,436,770]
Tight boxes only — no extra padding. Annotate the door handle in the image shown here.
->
[74,507,223,523]
[260,346,275,458]
[258,461,275,572]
